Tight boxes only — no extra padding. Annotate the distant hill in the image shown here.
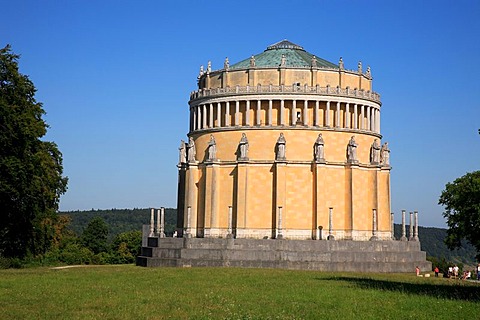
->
[60,209,477,264]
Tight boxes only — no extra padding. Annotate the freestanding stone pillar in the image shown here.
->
[400,210,407,241]
[277,206,283,239]
[227,206,233,238]
[391,212,395,240]
[328,207,335,240]
[185,206,192,238]
[149,208,155,237]
[159,207,165,238]
[370,209,378,241]
[413,211,419,241]
[409,211,414,241]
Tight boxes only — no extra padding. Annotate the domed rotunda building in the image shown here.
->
[177,40,391,241]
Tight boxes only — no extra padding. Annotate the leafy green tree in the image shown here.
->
[81,217,109,254]
[111,230,142,263]
[439,171,480,260]
[0,45,68,258]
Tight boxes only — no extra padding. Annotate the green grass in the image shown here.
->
[0,265,478,319]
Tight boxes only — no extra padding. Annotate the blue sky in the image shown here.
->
[2,0,479,227]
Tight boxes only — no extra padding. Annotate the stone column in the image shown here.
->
[277,206,283,239]
[159,207,165,238]
[185,206,192,238]
[315,100,319,126]
[197,105,202,130]
[409,211,414,241]
[335,102,340,128]
[360,105,365,130]
[209,104,213,128]
[291,100,297,125]
[156,208,160,236]
[202,104,207,129]
[216,102,221,127]
[268,100,272,126]
[149,208,155,237]
[345,103,350,128]
[377,109,381,133]
[280,100,285,125]
[256,100,261,126]
[413,211,419,241]
[273,161,286,239]
[227,205,233,238]
[225,101,230,127]
[326,101,330,127]
[400,209,407,241]
[391,212,395,240]
[328,207,334,240]
[245,100,250,126]
[354,104,358,129]
[366,106,371,131]
[303,100,308,125]
[235,101,240,126]
[370,209,378,241]
[191,107,196,131]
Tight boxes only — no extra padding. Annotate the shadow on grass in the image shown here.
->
[319,277,480,302]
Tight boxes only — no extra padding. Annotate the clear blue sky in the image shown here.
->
[2,0,479,227]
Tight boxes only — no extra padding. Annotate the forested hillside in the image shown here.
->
[394,224,476,264]
[61,208,177,240]
[61,209,477,264]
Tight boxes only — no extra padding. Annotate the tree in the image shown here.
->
[439,171,480,260]
[81,217,109,254]
[0,45,68,258]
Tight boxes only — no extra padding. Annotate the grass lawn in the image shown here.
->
[0,265,478,319]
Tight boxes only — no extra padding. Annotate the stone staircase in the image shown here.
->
[136,237,431,273]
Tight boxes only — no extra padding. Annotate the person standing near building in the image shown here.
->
[477,263,480,281]
[434,266,439,277]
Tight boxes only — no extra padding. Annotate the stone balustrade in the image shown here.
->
[190,84,381,103]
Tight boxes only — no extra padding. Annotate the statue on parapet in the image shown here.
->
[347,136,358,164]
[179,140,186,164]
[370,139,380,164]
[280,54,286,67]
[238,133,249,161]
[380,142,390,166]
[314,133,325,163]
[311,55,317,68]
[276,133,286,161]
[224,57,229,70]
[207,134,217,161]
[187,137,196,163]
[249,55,255,68]
[339,57,344,70]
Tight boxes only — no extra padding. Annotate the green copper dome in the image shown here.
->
[230,40,338,69]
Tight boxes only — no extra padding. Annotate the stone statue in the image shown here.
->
[357,61,362,73]
[187,137,196,163]
[224,57,229,70]
[347,136,358,163]
[311,55,317,68]
[238,133,249,160]
[179,140,186,164]
[339,57,344,70]
[366,66,371,77]
[249,55,255,68]
[380,142,390,166]
[276,133,286,160]
[207,134,217,161]
[198,65,204,78]
[280,54,286,67]
[370,139,380,164]
[207,61,211,74]
[314,133,325,162]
